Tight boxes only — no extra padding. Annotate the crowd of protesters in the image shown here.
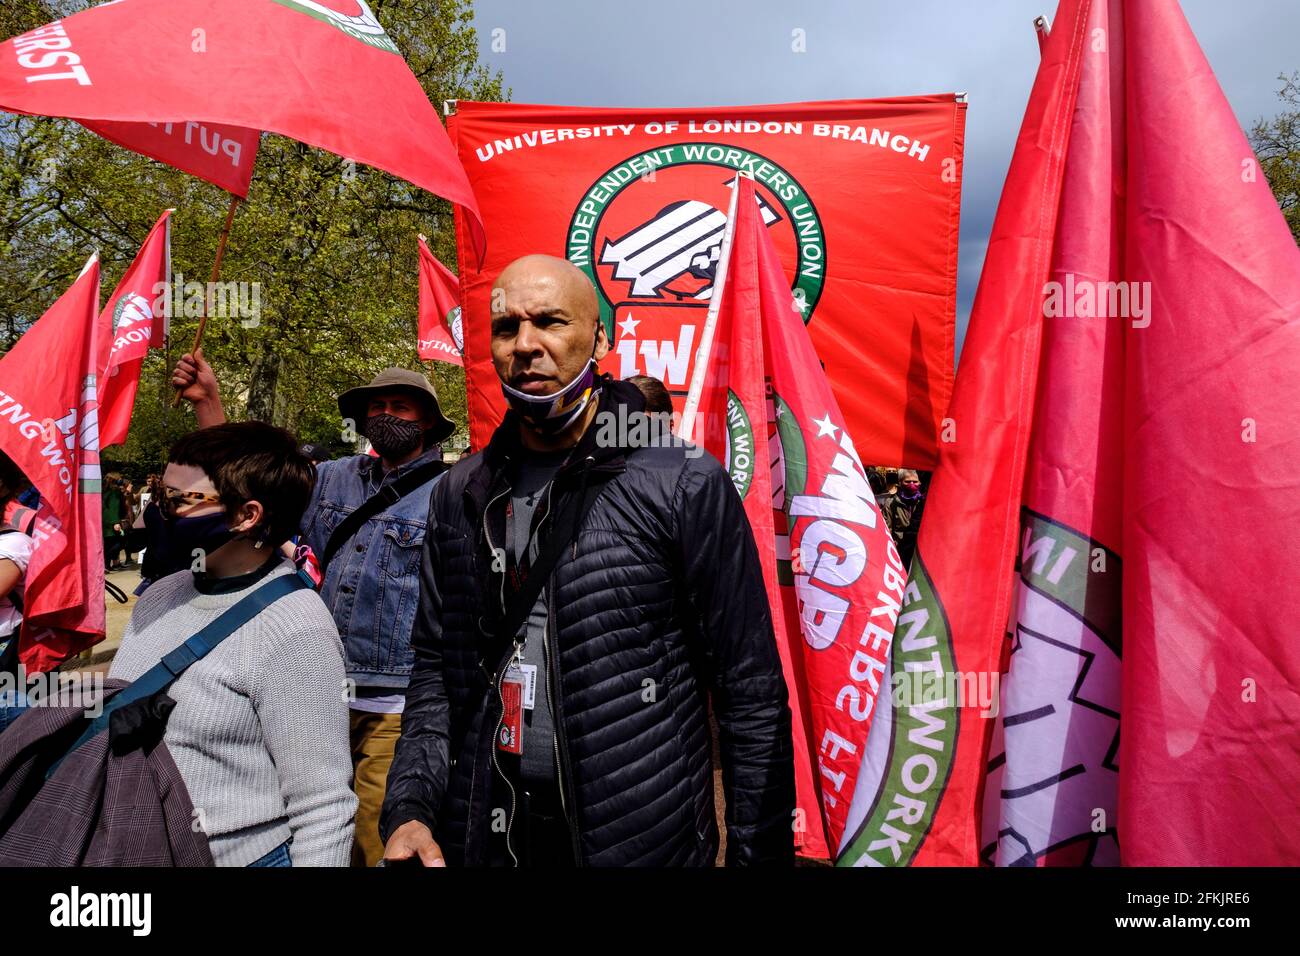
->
[0,254,934,867]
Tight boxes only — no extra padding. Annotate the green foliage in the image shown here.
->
[1,0,506,479]
[1251,72,1300,245]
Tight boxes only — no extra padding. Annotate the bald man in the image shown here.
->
[382,255,795,867]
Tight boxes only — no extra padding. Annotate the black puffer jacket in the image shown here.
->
[381,378,795,866]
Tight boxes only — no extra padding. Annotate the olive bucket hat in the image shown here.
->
[338,367,456,445]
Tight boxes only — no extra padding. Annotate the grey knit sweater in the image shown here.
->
[109,562,357,867]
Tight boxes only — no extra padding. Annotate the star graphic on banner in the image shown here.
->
[618,314,640,338]
[813,413,839,439]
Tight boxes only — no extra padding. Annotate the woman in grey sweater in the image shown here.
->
[109,423,356,867]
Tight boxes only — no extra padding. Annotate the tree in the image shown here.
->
[0,0,506,479]
[1251,72,1300,245]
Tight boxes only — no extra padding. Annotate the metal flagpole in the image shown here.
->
[677,170,750,443]
[1034,15,1052,55]
[170,193,240,407]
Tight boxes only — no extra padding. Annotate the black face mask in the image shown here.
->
[158,511,237,575]
[365,413,425,459]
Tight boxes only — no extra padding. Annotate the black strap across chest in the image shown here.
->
[320,458,445,573]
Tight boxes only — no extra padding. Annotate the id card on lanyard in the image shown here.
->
[498,653,537,756]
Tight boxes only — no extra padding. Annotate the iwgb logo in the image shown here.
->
[568,144,827,408]
[269,0,398,54]
[448,304,465,353]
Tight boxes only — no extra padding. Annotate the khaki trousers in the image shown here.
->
[349,709,403,867]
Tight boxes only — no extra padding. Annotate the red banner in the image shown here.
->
[449,97,965,466]
[0,0,482,249]
[0,256,107,673]
[99,209,172,448]
[417,235,464,367]
[81,118,258,196]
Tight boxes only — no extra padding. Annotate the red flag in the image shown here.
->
[447,97,965,462]
[698,176,904,858]
[0,256,107,673]
[99,209,173,448]
[980,0,1124,867]
[1118,0,1300,866]
[837,0,1093,867]
[417,235,464,367]
[81,119,258,196]
[0,0,483,252]
[695,179,830,860]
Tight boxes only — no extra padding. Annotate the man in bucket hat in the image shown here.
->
[172,350,455,866]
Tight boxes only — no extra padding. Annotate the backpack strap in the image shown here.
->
[45,568,314,779]
[319,458,445,574]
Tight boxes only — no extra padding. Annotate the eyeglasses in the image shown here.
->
[160,487,224,517]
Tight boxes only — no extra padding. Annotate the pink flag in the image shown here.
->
[0,257,106,673]
[98,209,172,448]
[1118,0,1300,865]
[843,0,1300,867]
[417,236,464,367]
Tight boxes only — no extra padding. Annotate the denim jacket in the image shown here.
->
[300,447,445,689]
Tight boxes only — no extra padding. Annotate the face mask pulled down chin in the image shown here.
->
[160,512,237,575]
[501,359,600,437]
[365,413,426,459]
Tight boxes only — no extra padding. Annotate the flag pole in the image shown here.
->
[171,192,240,407]
[1034,15,1051,55]
[678,171,749,443]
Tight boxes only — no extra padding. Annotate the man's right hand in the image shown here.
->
[382,820,446,867]
[171,348,227,427]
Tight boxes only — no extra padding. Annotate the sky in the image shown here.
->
[468,0,1300,361]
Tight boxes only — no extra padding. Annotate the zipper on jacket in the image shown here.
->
[547,456,594,866]
[524,479,581,861]
[474,478,514,863]
[481,483,512,637]
[545,582,585,866]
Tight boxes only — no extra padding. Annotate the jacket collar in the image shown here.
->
[356,444,443,484]
[463,374,645,522]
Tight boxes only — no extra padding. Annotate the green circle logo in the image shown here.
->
[566,143,828,340]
